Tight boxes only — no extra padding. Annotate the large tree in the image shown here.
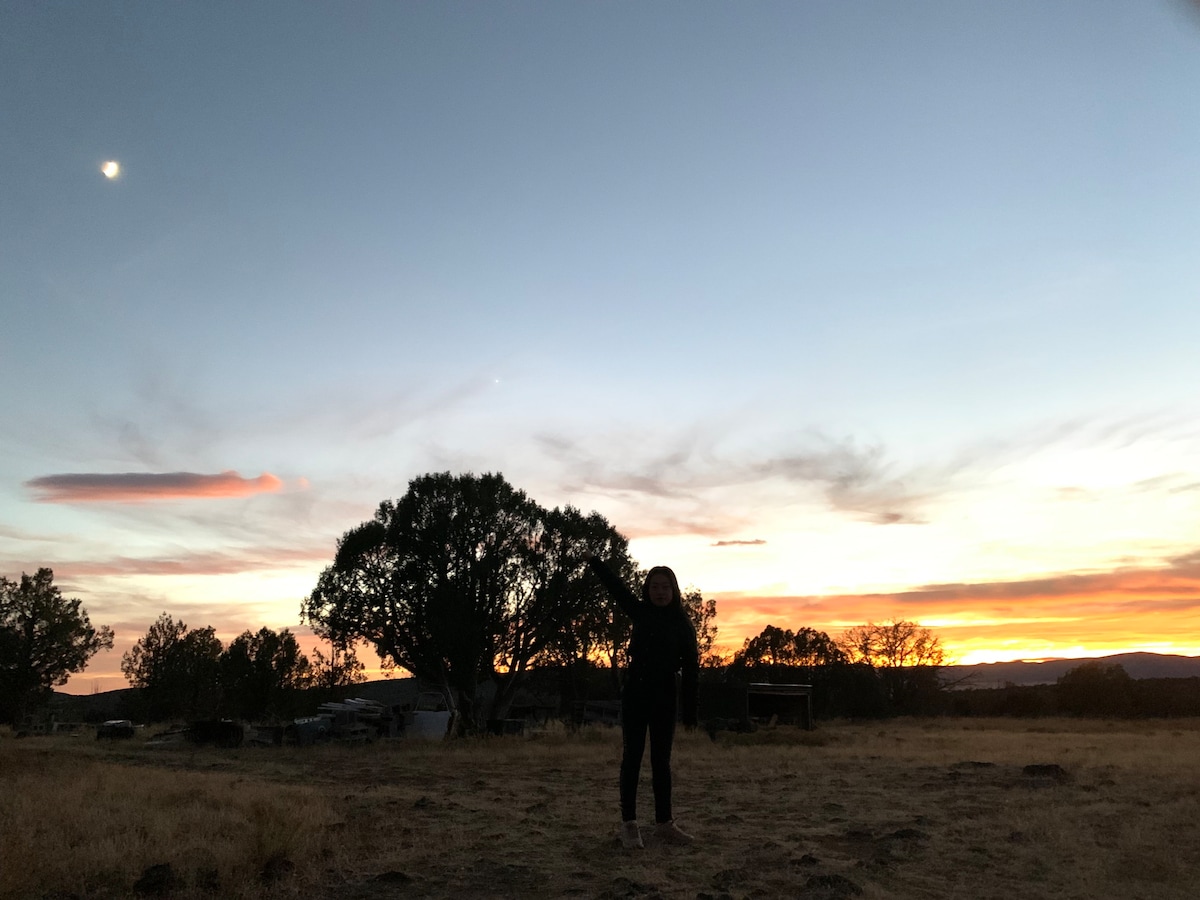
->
[219,627,313,721]
[121,614,223,721]
[732,624,846,673]
[303,472,629,728]
[0,568,114,723]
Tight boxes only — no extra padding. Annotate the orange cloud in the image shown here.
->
[26,471,284,503]
[711,558,1200,663]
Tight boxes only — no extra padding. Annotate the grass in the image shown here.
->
[3,717,1200,898]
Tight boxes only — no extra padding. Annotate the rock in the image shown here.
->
[258,853,295,885]
[596,876,663,898]
[132,863,182,897]
[373,870,412,884]
[193,867,220,893]
[1023,764,1070,783]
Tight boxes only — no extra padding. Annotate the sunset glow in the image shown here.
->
[5,3,1200,695]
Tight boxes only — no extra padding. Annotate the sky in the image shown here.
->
[2,1,1200,693]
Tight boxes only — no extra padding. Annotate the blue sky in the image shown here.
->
[3,1,1200,690]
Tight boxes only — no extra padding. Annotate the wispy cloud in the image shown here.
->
[543,428,938,527]
[26,471,284,503]
[51,545,329,578]
[712,539,766,547]
[537,410,1200,543]
[0,525,60,542]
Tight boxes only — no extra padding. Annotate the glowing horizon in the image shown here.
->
[52,548,1200,694]
[6,4,1200,698]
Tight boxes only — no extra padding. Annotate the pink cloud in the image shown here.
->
[26,471,284,503]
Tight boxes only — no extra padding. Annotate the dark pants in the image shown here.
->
[620,673,677,823]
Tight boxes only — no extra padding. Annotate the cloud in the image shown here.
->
[710,555,1200,660]
[51,545,330,578]
[0,525,59,542]
[543,428,936,527]
[26,471,285,503]
[712,539,766,547]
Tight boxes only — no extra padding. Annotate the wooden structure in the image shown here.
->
[698,681,814,731]
[747,683,814,730]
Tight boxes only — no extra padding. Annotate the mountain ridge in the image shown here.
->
[946,651,1200,688]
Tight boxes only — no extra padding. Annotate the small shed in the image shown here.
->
[699,681,814,731]
[747,683,813,730]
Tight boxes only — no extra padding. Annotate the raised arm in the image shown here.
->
[586,556,641,620]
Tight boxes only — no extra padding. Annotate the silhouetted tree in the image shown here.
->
[1057,661,1134,717]
[0,568,114,723]
[121,614,223,721]
[728,624,861,718]
[309,641,366,692]
[219,627,312,720]
[732,625,846,673]
[522,506,638,702]
[682,587,721,667]
[839,620,947,713]
[302,472,629,730]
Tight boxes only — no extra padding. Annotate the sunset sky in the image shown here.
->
[3,2,1200,693]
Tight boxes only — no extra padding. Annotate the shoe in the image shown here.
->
[620,820,644,849]
[655,820,693,845]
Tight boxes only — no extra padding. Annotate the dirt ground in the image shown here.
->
[4,717,1200,899]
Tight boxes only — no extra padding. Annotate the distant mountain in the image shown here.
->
[46,686,139,721]
[946,652,1200,688]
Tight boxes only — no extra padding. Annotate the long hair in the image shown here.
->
[641,565,682,608]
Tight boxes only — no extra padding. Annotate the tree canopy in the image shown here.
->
[121,613,223,721]
[220,627,313,721]
[839,619,946,669]
[0,568,114,723]
[726,619,950,718]
[1057,660,1135,717]
[732,624,846,673]
[839,619,947,713]
[121,617,336,722]
[302,471,633,728]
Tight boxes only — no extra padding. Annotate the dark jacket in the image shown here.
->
[587,557,699,726]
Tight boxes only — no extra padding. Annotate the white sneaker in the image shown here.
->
[620,820,644,849]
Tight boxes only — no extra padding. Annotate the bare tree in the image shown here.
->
[839,619,946,712]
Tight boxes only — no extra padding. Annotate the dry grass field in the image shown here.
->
[3,717,1199,899]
